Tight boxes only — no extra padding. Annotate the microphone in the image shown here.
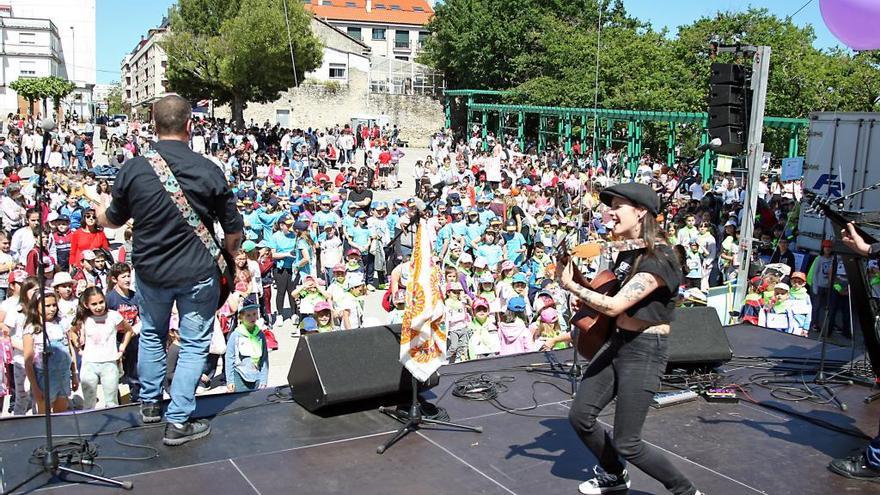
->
[697,137,723,153]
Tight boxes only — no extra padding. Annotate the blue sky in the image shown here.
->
[95,0,841,84]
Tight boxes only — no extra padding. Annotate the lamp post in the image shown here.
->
[70,25,79,123]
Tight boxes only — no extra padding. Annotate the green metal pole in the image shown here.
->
[605,119,612,150]
[627,120,637,175]
[481,111,488,151]
[788,127,799,157]
[667,121,676,167]
[517,111,525,151]
[538,115,546,153]
[466,95,474,135]
[560,115,568,154]
[593,116,600,166]
[444,96,451,129]
[580,115,587,149]
[635,120,643,160]
[498,110,504,141]
[698,129,710,181]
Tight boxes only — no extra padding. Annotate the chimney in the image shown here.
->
[366,0,371,13]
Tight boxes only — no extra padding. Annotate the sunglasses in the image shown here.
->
[84,214,96,219]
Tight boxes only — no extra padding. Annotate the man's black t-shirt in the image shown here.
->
[612,244,682,323]
[347,188,373,213]
[105,140,243,288]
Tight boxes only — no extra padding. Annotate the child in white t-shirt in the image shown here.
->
[70,287,133,410]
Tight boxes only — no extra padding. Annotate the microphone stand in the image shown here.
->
[3,157,132,493]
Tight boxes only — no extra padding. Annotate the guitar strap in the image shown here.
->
[145,150,228,275]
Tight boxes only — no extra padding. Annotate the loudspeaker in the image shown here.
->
[667,307,732,367]
[288,324,439,413]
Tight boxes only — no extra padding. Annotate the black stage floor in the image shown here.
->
[1,324,877,495]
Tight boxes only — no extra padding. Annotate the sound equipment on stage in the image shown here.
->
[288,324,439,413]
[667,307,732,367]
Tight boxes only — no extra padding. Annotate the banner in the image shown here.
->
[399,220,447,382]
[780,156,804,181]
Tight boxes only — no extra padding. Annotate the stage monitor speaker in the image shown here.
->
[667,307,732,367]
[288,324,438,413]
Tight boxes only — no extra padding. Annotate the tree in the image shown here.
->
[163,0,322,128]
[9,77,49,115]
[44,76,76,115]
[107,81,126,115]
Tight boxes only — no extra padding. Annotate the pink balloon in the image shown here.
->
[820,0,880,50]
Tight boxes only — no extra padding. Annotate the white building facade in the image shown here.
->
[304,0,432,62]
[0,0,97,120]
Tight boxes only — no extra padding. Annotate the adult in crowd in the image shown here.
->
[97,94,243,446]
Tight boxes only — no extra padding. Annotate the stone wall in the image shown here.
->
[214,70,443,147]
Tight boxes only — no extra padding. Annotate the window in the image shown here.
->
[390,4,400,10]
[19,60,36,76]
[372,28,386,40]
[302,0,311,3]
[329,63,346,79]
[19,32,36,45]
[394,30,409,48]
[395,55,409,61]
[345,1,355,5]
[321,0,331,5]
[413,6,424,11]
[418,31,429,43]
[374,3,385,8]
[346,27,362,40]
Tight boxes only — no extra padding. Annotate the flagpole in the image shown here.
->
[376,218,482,454]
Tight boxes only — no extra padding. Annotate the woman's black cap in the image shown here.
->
[599,182,660,215]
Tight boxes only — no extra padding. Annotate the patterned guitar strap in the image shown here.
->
[145,150,228,275]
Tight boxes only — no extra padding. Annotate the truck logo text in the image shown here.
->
[813,174,846,198]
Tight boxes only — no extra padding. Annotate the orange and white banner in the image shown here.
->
[400,220,446,382]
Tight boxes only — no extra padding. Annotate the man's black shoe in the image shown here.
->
[829,454,880,482]
[140,402,162,424]
[163,419,211,446]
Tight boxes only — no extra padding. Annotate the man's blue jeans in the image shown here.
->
[136,274,218,424]
[868,434,880,468]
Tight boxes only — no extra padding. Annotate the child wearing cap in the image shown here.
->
[740,277,765,326]
[534,307,568,351]
[467,297,499,359]
[319,223,343,285]
[224,297,269,392]
[498,296,534,356]
[761,282,797,334]
[291,275,330,335]
[338,272,367,330]
[445,281,472,363]
[0,232,13,301]
[313,301,334,333]
[387,289,406,325]
[788,272,812,336]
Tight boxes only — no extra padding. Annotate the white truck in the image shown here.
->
[797,112,880,252]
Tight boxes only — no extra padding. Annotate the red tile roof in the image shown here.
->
[304,0,433,27]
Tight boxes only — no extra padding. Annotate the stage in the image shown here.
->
[1,324,877,495]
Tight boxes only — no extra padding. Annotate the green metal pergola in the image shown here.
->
[443,90,808,180]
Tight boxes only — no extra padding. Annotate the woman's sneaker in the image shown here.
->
[163,419,211,446]
[578,467,630,494]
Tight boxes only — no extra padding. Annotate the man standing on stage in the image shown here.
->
[96,95,243,446]
[829,222,880,482]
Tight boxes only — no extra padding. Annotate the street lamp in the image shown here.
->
[70,26,79,123]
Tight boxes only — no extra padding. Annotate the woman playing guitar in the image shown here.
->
[555,182,702,495]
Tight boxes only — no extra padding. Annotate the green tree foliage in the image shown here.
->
[163,0,322,127]
[9,76,76,117]
[9,77,49,114]
[424,5,880,116]
[44,76,76,112]
[107,81,126,115]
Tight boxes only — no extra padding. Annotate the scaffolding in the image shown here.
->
[369,57,446,98]
[443,90,809,179]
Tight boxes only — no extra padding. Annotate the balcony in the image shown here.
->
[393,40,411,51]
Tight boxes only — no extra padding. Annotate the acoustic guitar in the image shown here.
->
[558,239,647,359]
